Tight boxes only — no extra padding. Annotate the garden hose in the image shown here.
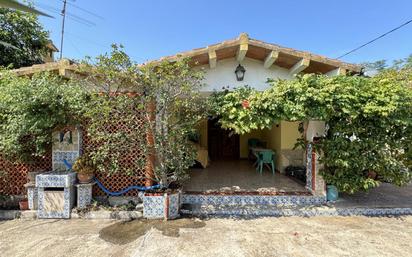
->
[62,159,160,196]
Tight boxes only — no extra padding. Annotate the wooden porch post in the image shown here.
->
[304,120,327,196]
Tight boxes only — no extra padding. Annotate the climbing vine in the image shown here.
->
[209,69,412,193]
[0,71,87,162]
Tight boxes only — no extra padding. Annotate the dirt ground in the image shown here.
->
[1,216,411,257]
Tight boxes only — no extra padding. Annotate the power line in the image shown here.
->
[66,32,142,62]
[336,18,412,59]
[66,1,104,20]
[36,3,95,27]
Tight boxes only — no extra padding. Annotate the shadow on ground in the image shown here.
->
[99,218,206,245]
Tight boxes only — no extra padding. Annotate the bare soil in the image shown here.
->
[0,216,411,257]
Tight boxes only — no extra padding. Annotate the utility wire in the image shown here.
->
[66,1,104,20]
[336,18,412,59]
[36,3,96,27]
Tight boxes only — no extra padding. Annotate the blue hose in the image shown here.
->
[93,177,160,196]
[63,159,159,196]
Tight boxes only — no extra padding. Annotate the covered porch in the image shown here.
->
[183,160,309,195]
[185,118,312,195]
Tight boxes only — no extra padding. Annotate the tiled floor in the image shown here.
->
[183,160,307,193]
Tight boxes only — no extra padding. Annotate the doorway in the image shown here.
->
[207,118,239,160]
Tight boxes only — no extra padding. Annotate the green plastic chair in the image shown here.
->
[256,150,275,175]
[248,138,260,148]
[248,138,260,160]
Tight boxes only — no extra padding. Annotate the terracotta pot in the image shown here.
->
[77,173,93,184]
[19,199,29,210]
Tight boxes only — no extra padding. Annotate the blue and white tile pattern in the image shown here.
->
[76,183,94,209]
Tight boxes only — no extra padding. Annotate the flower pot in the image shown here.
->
[326,185,339,201]
[19,199,29,210]
[143,191,181,220]
[77,173,93,184]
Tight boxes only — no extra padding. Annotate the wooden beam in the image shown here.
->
[289,58,310,75]
[263,50,279,68]
[236,43,248,62]
[208,48,217,69]
[326,67,346,76]
[236,33,249,62]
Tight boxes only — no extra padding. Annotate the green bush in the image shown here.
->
[0,71,87,161]
[209,69,412,193]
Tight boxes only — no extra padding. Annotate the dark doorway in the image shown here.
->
[208,118,240,160]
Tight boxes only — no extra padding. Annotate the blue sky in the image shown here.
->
[36,0,412,65]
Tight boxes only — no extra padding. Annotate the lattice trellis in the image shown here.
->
[82,106,148,196]
[0,154,52,195]
[1,109,149,196]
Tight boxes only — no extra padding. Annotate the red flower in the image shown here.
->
[242,99,250,109]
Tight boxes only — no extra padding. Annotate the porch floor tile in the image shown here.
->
[183,160,307,193]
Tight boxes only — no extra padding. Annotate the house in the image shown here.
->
[43,41,59,63]
[152,33,361,200]
[6,33,362,212]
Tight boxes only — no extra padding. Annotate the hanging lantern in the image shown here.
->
[235,64,246,81]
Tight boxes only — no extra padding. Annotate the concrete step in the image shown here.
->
[181,203,412,218]
[0,210,21,220]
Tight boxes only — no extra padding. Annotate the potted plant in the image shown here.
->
[78,49,205,220]
[142,138,194,220]
[72,155,95,183]
[140,58,206,220]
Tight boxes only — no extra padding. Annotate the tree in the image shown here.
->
[80,45,207,188]
[141,59,207,188]
[362,54,412,75]
[79,44,146,176]
[0,6,50,68]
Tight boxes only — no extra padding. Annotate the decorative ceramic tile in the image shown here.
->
[181,194,326,207]
[76,183,94,209]
[168,193,180,219]
[37,186,74,219]
[306,143,313,192]
[143,193,181,219]
[143,195,165,219]
[52,151,79,171]
[27,187,38,210]
[182,204,412,218]
[36,172,76,219]
[51,128,82,171]
[35,172,76,187]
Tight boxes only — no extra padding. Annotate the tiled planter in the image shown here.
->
[143,191,180,219]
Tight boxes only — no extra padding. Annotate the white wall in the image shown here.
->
[305,120,326,142]
[200,57,293,92]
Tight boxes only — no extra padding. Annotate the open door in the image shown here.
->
[207,118,239,160]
